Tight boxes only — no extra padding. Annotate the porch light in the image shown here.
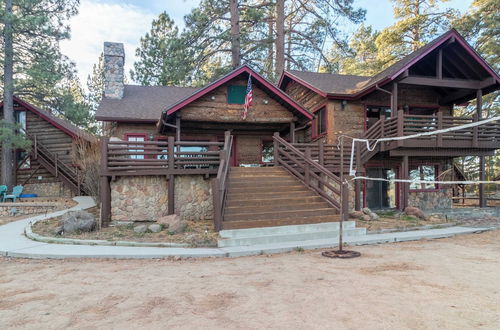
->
[341,100,347,110]
[211,95,216,101]
[149,133,155,141]
[263,99,269,104]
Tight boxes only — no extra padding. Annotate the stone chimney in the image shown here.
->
[103,42,125,99]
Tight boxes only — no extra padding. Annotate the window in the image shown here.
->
[227,85,246,104]
[366,106,391,129]
[261,140,274,163]
[409,164,438,190]
[16,150,30,169]
[15,111,26,132]
[126,135,146,160]
[313,107,327,138]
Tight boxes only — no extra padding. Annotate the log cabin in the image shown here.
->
[97,29,500,231]
[0,96,95,197]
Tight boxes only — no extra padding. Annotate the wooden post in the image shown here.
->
[380,114,386,151]
[318,139,324,190]
[273,132,279,166]
[167,136,175,215]
[175,115,181,141]
[290,121,296,143]
[437,48,443,80]
[304,148,311,186]
[437,111,443,147]
[34,135,38,159]
[401,155,409,210]
[212,178,222,231]
[99,137,111,227]
[55,153,58,177]
[473,89,482,148]
[397,110,404,147]
[479,156,486,208]
[355,145,362,211]
[391,82,398,117]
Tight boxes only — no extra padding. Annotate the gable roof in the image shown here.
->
[96,85,200,122]
[1,96,95,143]
[163,65,313,120]
[280,29,500,100]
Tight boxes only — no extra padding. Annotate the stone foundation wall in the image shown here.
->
[0,203,59,217]
[110,175,213,222]
[409,189,452,210]
[23,182,73,198]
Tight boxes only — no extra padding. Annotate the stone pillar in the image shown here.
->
[103,42,125,99]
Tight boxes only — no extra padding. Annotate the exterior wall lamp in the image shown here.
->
[341,100,347,110]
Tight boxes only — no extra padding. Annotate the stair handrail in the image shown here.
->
[26,132,87,195]
[273,133,341,210]
[212,131,233,231]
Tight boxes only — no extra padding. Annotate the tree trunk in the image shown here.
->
[2,0,15,187]
[229,0,241,68]
[275,0,285,77]
[266,13,274,77]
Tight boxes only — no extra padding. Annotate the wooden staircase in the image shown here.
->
[28,135,89,196]
[222,167,340,229]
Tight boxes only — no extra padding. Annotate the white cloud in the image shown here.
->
[60,0,156,86]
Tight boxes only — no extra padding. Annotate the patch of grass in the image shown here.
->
[294,247,305,253]
[400,215,419,222]
[376,210,398,218]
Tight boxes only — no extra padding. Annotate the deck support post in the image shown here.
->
[355,146,362,211]
[273,132,279,166]
[167,136,175,215]
[175,114,181,141]
[479,156,486,208]
[391,82,398,117]
[401,155,409,211]
[99,137,111,227]
[290,121,295,143]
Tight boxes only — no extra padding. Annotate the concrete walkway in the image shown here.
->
[0,197,494,259]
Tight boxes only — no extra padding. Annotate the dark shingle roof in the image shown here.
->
[96,85,200,121]
[287,70,370,95]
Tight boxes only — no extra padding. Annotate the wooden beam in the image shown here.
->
[175,115,181,141]
[290,121,295,143]
[167,136,175,214]
[391,82,398,116]
[399,76,483,89]
[477,89,483,119]
[390,149,495,157]
[401,155,409,210]
[100,176,111,227]
[437,49,442,79]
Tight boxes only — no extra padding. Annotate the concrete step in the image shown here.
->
[224,201,330,215]
[228,185,308,194]
[224,208,337,222]
[222,214,341,230]
[220,221,357,238]
[225,195,325,208]
[218,226,366,247]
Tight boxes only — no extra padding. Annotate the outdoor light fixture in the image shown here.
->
[149,133,155,141]
[263,99,269,104]
[341,100,347,110]
[211,95,216,101]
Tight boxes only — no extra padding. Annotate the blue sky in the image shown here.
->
[61,0,473,85]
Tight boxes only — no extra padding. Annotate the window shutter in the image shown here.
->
[227,85,247,104]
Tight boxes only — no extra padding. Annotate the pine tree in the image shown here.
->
[130,12,192,86]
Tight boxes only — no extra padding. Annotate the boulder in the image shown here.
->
[133,224,148,234]
[59,210,96,234]
[156,214,187,234]
[362,214,372,221]
[404,206,426,220]
[349,211,364,219]
[148,224,162,233]
[362,208,372,215]
[368,212,379,221]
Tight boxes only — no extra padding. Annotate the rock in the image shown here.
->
[362,207,372,215]
[404,206,426,220]
[156,214,187,234]
[349,211,364,219]
[368,212,379,221]
[362,214,372,221]
[156,214,180,228]
[133,224,148,234]
[148,224,162,233]
[59,210,96,234]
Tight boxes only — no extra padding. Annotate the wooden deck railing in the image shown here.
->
[212,131,233,231]
[101,137,225,176]
[355,111,500,164]
[273,133,341,210]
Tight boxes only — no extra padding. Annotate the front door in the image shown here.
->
[366,167,397,210]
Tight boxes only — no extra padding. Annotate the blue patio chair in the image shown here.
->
[3,185,24,202]
[0,185,7,202]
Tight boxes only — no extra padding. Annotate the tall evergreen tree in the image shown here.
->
[130,12,192,86]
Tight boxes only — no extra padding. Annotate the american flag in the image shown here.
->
[242,74,253,119]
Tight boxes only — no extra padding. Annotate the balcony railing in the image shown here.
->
[100,137,225,176]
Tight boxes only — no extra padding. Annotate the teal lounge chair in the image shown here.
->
[4,185,23,202]
[0,185,7,202]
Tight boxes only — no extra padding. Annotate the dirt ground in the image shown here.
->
[0,230,499,329]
